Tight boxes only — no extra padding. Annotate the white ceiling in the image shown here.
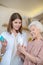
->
[0,0,43,17]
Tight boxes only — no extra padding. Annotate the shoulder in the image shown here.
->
[18,31,27,37]
[0,31,9,36]
[18,32,27,40]
[0,31,11,39]
[22,31,27,36]
[22,32,27,38]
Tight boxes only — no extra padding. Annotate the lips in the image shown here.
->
[15,26,20,29]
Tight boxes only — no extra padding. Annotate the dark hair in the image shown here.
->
[7,13,22,34]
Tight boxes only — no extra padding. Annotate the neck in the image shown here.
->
[12,29,19,36]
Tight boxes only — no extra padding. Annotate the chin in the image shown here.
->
[15,28,19,30]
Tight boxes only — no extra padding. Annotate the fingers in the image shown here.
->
[1,46,6,54]
[2,41,7,47]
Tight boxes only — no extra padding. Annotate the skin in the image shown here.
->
[12,19,22,36]
[13,18,27,60]
[18,25,42,63]
[1,18,22,55]
[1,41,7,54]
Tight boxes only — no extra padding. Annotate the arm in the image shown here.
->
[1,41,7,55]
[0,32,7,56]
[19,45,43,64]
[24,51,39,63]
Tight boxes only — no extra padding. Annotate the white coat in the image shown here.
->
[0,31,27,65]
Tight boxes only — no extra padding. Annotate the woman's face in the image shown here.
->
[30,25,40,39]
[12,19,22,31]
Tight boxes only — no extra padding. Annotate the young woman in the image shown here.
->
[18,20,43,65]
[0,13,27,65]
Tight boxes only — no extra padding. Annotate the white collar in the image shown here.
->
[11,32,21,39]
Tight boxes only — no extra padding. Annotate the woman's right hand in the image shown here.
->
[1,41,7,54]
[2,41,7,47]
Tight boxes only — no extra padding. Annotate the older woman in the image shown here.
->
[18,20,43,65]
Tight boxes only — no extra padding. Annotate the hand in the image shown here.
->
[21,45,27,51]
[18,45,26,55]
[2,41,7,47]
[16,49,20,55]
[1,41,7,54]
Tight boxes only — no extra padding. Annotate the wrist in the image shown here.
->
[24,50,27,56]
